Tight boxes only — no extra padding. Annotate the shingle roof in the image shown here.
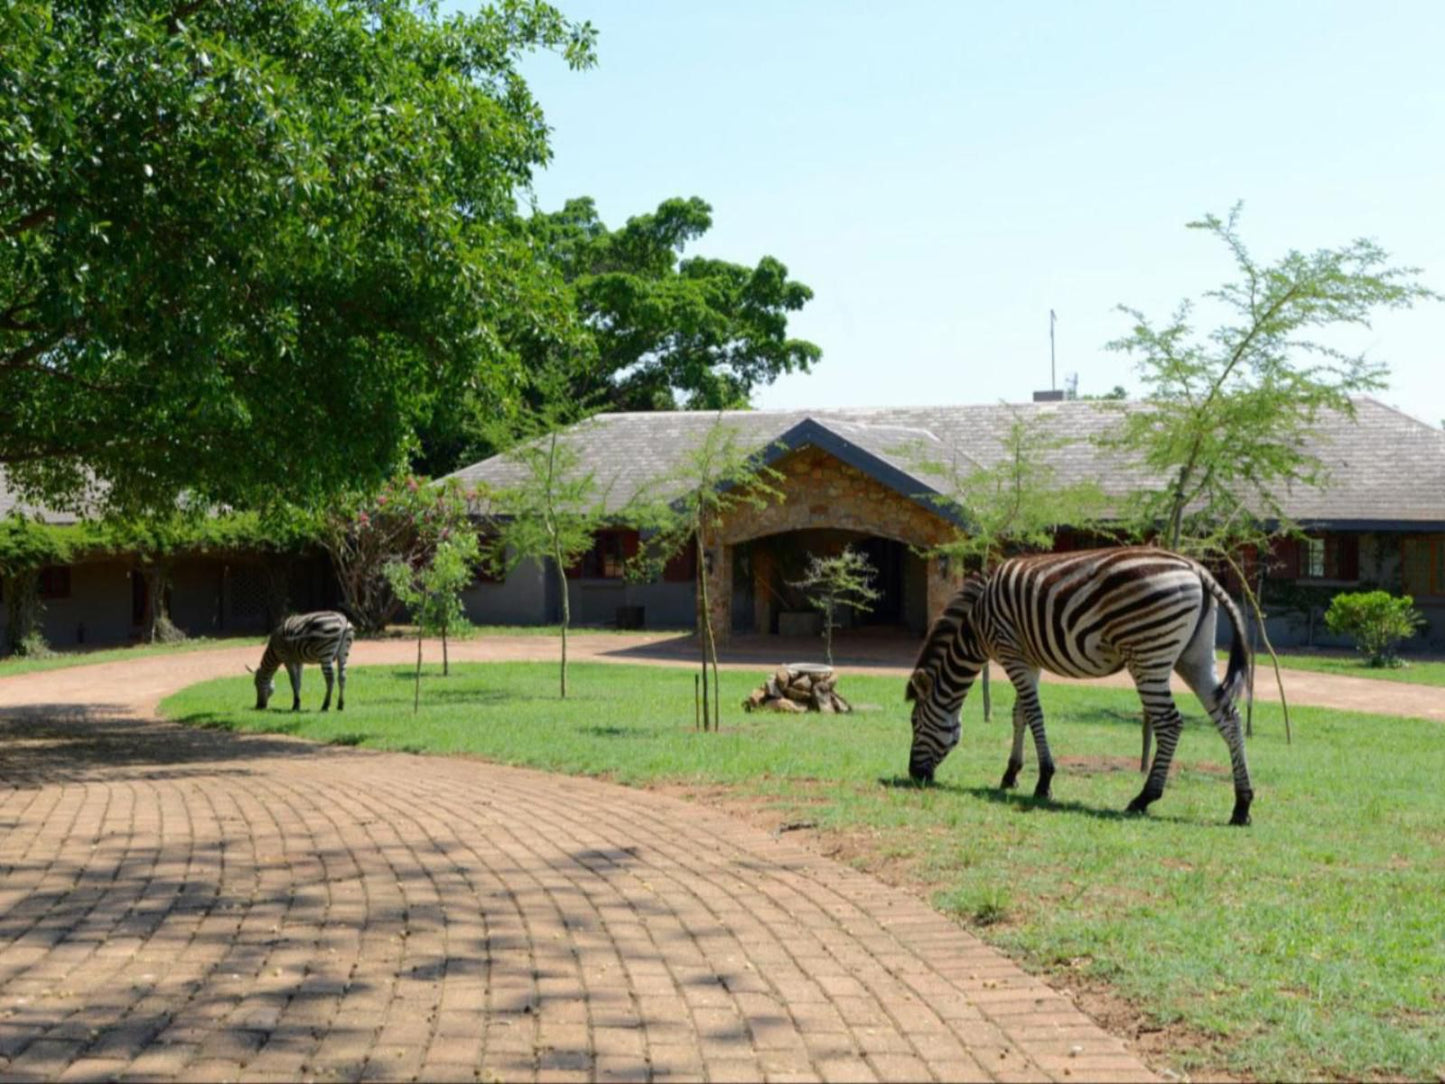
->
[447,397,1445,529]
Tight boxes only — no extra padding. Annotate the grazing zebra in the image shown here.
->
[907,547,1254,825]
[249,611,355,712]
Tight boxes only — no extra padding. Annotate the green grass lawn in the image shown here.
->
[161,662,1445,1081]
[1269,650,1445,687]
[0,634,265,677]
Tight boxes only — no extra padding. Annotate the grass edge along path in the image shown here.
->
[0,633,265,677]
[161,661,1445,1082]
[1270,650,1445,688]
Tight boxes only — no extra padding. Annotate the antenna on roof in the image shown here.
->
[1033,309,1065,403]
[1050,309,1057,391]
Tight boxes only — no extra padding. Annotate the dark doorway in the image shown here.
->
[748,530,920,634]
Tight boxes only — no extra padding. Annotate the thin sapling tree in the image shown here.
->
[631,415,783,731]
[788,547,880,666]
[903,408,1104,719]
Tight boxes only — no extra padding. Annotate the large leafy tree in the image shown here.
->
[1,0,594,513]
[534,195,820,412]
[416,196,821,475]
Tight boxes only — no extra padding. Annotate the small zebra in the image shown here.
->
[249,611,355,712]
[907,547,1254,825]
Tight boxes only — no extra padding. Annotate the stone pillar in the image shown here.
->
[925,553,961,628]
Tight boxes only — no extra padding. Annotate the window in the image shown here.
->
[1403,535,1445,598]
[567,530,639,580]
[1272,535,1359,581]
[38,566,71,600]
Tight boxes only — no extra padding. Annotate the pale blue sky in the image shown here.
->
[510,1,1445,423]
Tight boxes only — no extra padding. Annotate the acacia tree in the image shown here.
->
[385,530,481,710]
[1102,205,1438,759]
[482,406,608,700]
[788,547,880,666]
[905,410,1104,719]
[1104,205,1437,551]
[1,0,594,514]
[632,416,782,731]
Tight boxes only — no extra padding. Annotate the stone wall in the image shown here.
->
[701,446,960,641]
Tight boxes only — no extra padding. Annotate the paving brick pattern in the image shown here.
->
[0,652,1158,1083]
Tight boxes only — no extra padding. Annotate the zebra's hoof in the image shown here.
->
[1125,797,1152,816]
[1032,786,1052,801]
[998,774,1018,791]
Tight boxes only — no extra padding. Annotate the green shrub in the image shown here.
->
[1324,590,1425,667]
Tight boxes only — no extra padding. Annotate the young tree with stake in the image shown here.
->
[1101,204,1438,760]
[631,417,782,732]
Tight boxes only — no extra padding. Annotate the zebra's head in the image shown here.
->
[906,578,988,783]
[248,665,275,710]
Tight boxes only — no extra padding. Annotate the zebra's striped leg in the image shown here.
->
[1212,707,1253,826]
[1125,674,1182,815]
[1004,665,1053,799]
[337,656,347,712]
[320,661,335,712]
[287,663,302,712]
[1000,700,1027,789]
[1175,649,1254,826]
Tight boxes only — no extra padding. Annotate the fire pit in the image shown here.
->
[742,663,852,714]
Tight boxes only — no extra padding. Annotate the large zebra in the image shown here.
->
[907,547,1254,825]
[249,611,355,712]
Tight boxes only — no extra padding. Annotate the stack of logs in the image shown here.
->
[743,664,852,714]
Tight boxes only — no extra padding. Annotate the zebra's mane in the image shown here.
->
[907,574,987,699]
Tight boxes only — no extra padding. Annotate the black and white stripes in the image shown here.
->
[907,548,1254,825]
[252,611,355,712]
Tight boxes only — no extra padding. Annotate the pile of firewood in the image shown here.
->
[742,664,852,714]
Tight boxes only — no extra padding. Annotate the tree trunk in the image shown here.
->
[442,624,450,677]
[141,561,184,644]
[696,531,712,731]
[553,539,570,699]
[2,572,43,657]
[413,631,422,712]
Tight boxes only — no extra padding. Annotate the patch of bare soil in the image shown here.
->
[651,778,1249,1083]
[1056,754,1230,778]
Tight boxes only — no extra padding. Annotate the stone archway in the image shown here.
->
[700,446,960,642]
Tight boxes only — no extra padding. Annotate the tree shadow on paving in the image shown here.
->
[0,704,357,787]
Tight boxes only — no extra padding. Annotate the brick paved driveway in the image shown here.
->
[0,653,1157,1083]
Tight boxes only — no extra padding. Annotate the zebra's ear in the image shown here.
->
[907,668,933,702]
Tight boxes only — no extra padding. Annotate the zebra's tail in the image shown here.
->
[1201,569,1251,709]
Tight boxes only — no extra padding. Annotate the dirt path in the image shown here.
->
[5,630,1436,721]
[0,642,1159,1083]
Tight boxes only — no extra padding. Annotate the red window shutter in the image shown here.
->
[663,539,697,583]
[1270,538,1300,580]
[1331,535,1359,581]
